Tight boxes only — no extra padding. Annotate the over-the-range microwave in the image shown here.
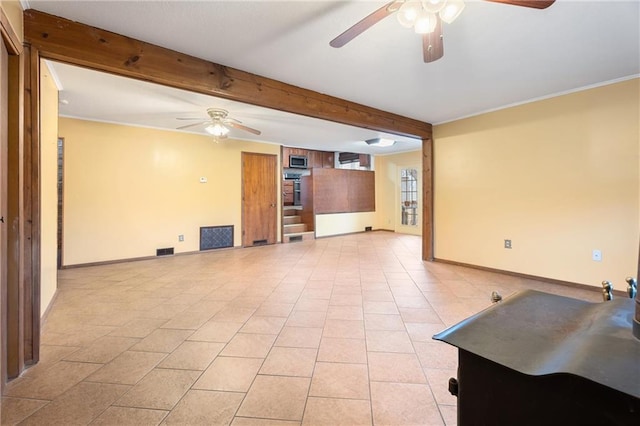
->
[289,155,308,169]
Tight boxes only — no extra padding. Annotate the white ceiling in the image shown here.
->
[27,0,640,154]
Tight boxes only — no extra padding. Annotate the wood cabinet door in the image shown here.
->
[310,150,323,169]
[282,147,291,169]
[242,152,278,246]
[282,180,294,205]
[323,151,334,168]
[294,148,309,158]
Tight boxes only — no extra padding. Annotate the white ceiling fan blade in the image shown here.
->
[227,121,261,135]
[177,121,208,130]
[176,117,205,120]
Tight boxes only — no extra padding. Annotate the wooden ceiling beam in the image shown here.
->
[23,9,432,140]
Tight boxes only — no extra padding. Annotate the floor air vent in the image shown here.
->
[156,247,174,256]
[252,239,268,246]
[200,225,234,250]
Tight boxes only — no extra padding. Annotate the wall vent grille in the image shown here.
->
[156,247,174,256]
[200,225,234,250]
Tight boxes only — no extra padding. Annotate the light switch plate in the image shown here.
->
[592,249,602,261]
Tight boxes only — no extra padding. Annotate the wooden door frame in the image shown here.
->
[21,9,433,255]
[2,6,32,390]
[14,7,434,379]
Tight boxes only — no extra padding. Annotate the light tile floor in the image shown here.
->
[1,233,601,425]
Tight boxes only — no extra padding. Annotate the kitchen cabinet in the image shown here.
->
[282,147,290,169]
[283,146,334,170]
[310,150,324,169]
[282,180,294,205]
[323,151,334,168]
[283,147,308,168]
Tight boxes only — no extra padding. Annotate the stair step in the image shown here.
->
[283,231,315,243]
[284,223,306,234]
[283,216,302,225]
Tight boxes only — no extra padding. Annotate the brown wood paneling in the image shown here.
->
[242,152,277,246]
[23,10,432,140]
[422,138,433,261]
[310,168,374,214]
[347,170,375,212]
[24,44,40,365]
[1,30,9,388]
[313,169,349,214]
[299,175,314,232]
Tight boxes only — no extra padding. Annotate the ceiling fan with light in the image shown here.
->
[330,0,555,63]
[177,108,262,139]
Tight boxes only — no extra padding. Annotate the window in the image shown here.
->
[401,168,418,226]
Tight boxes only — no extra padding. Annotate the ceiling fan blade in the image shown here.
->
[176,117,204,120]
[423,17,444,63]
[330,0,403,48]
[226,121,262,135]
[177,121,208,130]
[484,0,555,9]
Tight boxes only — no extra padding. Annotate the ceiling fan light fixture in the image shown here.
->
[366,138,396,147]
[422,0,447,14]
[414,11,437,34]
[205,122,229,137]
[439,0,465,24]
[397,0,423,28]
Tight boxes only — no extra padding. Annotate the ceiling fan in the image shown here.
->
[177,108,262,139]
[330,0,555,63]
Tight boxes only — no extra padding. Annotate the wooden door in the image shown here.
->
[242,152,277,247]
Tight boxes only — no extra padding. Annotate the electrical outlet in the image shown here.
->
[504,239,512,249]
[592,249,602,262]
[178,235,184,242]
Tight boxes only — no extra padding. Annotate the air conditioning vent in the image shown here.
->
[156,247,174,256]
[200,225,234,250]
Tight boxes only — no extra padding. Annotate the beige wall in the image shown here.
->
[59,118,280,266]
[315,212,376,238]
[434,78,639,288]
[40,61,58,316]
[0,0,23,42]
[374,150,422,236]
